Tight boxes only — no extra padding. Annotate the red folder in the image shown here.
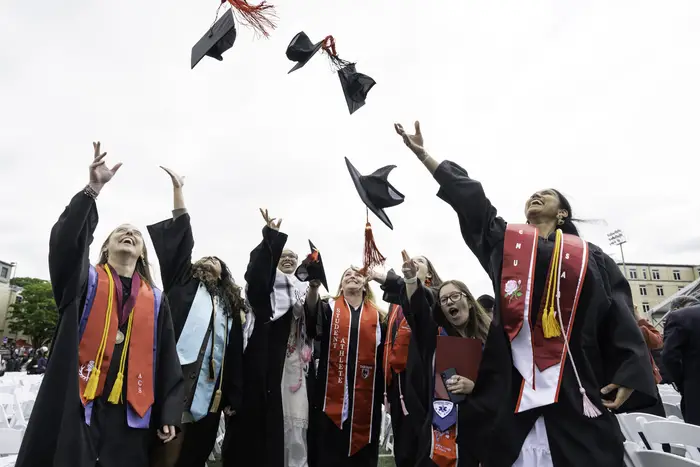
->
[434,335,483,399]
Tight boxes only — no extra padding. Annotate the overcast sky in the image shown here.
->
[2,0,699,301]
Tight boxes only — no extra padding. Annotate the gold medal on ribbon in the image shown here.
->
[115,330,125,345]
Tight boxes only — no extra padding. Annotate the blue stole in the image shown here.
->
[176,282,232,421]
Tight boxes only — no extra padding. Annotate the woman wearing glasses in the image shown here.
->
[400,255,495,467]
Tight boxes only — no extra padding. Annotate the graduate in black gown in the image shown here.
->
[400,271,498,467]
[223,209,317,467]
[15,142,183,467]
[394,121,657,467]
[370,256,443,467]
[305,266,386,467]
[147,167,245,467]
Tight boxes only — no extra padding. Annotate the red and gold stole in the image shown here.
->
[500,224,588,413]
[78,265,155,416]
[323,296,380,456]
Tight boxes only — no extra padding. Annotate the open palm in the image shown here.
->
[89,142,122,185]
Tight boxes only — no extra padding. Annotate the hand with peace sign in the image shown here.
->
[260,208,282,231]
[89,142,122,193]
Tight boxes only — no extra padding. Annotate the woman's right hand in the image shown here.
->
[259,208,282,230]
[160,166,185,188]
[394,121,426,158]
[401,258,418,280]
[89,142,122,190]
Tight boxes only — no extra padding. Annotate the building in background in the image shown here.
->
[0,259,26,342]
[617,262,700,328]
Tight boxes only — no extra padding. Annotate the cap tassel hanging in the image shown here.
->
[361,208,385,275]
[224,0,277,37]
[322,35,352,71]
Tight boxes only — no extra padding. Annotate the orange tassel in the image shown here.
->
[226,0,277,37]
[361,219,385,275]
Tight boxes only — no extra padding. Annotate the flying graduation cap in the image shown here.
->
[345,157,405,273]
[294,240,329,292]
[286,33,376,114]
[191,0,277,70]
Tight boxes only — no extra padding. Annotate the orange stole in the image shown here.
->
[383,304,411,389]
[431,424,458,467]
[78,265,155,415]
[323,296,380,456]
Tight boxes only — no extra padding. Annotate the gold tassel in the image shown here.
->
[210,389,222,413]
[542,306,561,338]
[107,373,124,404]
[83,368,101,400]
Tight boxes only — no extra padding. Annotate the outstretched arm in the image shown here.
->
[146,167,194,291]
[49,142,121,308]
[394,121,506,273]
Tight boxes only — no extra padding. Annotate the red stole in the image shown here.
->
[78,265,155,416]
[383,304,411,389]
[500,224,588,411]
[323,296,380,456]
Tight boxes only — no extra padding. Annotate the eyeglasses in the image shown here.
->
[439,292,466,306]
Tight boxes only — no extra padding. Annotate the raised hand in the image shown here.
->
[160,166,185,188]
[394,121,425,158]
[401,254,419,280]
[259,208,282,231]
[89,142,122,188]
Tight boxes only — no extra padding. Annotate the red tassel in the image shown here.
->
[226,0,277,37]
[361,219,385,275]
[322,35,338,57]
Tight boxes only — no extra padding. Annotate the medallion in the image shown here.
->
[116,330,125,345]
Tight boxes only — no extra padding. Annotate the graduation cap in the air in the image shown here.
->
[191,0,276,70]
[338,64,376,115]
[294,240,329,291]
[345,157,404,230]
[286,32,324,74]
[285,33,375,114]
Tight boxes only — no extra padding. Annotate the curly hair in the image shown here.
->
[192,256,245,317]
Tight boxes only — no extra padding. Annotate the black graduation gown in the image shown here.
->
[401,282,507,467]
[380,269,428,467]
[307,297,386,467]
[15,190,184,467]
[222,226,317,467]
[662,304,700,425]
[433,161,658,467]
[147,213,244,465]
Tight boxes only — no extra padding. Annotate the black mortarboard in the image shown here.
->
[191,9,237,69]
[286,31,324,74]
[294,240,329,291]
[477,294,495,311]
[345,157,404,230]
[338,64,376,115]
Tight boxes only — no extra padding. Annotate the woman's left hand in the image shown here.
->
[446,375,475,395]
[601,384,634,410]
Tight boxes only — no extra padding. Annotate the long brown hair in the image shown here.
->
[98,230,155,286]
[419,255,443,287]
[334,267,386,322]
[437,280,491,343]
[192,256,245,316]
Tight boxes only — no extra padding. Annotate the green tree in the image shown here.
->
[7,278,58,349]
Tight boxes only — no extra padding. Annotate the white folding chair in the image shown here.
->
[664,402,685,420]
[0,386,16,395]
[639,419,700,461]
[618,413,673,447]
[662,393,683,405]
[636,450,700,466]
[0,427,23,456]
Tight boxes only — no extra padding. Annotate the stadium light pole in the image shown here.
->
[607,230,627,277]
